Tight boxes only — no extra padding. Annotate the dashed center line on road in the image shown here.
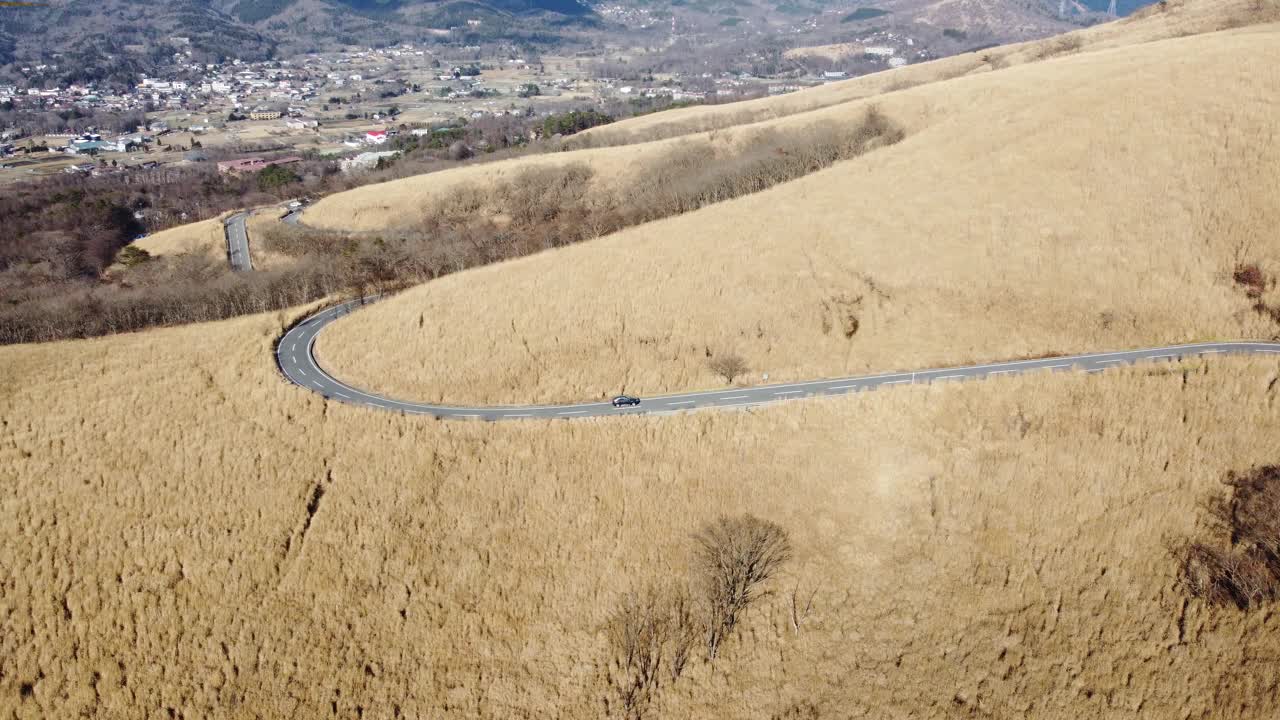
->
[719,395,749,400]
[558,410,586,415]
[774,390,803,395]
[667,400,696,405]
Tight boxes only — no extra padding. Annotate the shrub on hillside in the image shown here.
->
[708,352,749,384]
[115,245,152,268]
[1178,465,1280,610]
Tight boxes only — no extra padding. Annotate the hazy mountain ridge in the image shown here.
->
[0,0,595,80]
[0,0,1155,85]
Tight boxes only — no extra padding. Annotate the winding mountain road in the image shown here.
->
[224,212,253,272]
[276,297,1280,420]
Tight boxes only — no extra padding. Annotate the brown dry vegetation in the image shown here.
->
[6,4,1280,718]
[316,20,1280,405]
[132,215,229,261]
[3,310,1280,717]
[1179,465,1280,610]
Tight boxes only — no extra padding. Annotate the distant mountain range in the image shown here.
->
[0,0,597,82]
[0,0,1156,85]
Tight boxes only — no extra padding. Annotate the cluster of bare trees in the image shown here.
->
[0,256,354,344]
[1179,465,1280,610]
[604,515,793,719]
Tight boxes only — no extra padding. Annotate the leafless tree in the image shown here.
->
[605,585,700,719]
[708,352,749,384]
[693,515,792,659]
[788,574,821,633]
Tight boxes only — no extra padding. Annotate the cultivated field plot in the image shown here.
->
[2,310,1280,718]
[314,20,1280,406]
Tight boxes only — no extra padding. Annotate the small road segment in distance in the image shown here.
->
[224,212,253,272]
[277,298,1280,421]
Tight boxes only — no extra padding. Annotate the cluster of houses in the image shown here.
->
[603,71,796,103]
[46,128,162,156]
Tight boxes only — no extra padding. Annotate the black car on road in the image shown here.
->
[611,395,641,408]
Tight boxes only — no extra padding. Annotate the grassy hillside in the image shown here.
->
[298,0,1279,233]
[133,215,228,260]
[568,0,1278,147]
[312,19,1280,405]
[3,308,1280,717]
[5,3,1280,718]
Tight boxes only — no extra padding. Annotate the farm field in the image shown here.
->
[3,308,1280,718]
[312,17,1280,406]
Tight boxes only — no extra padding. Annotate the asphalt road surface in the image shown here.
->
[224,212,253,272]
[276,298,1280,421]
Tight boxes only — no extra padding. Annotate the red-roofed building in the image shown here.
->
[216,156,303,174]
[364,130,388,145]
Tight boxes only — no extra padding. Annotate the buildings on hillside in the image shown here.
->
[216,156,303,174]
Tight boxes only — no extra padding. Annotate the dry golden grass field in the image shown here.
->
[313,17,1280,406]
[6,3,1280,718]
[133,215,229,260]
[3,307,1280,718]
